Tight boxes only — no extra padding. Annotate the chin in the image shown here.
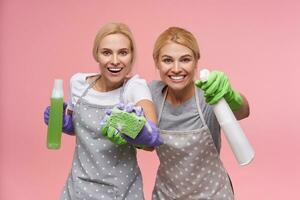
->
[165,78,194,93]
[109,73,130,84]
[165,81,186,92]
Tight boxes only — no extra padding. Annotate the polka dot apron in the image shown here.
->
[60,77,144,200]
[152,87,234,200]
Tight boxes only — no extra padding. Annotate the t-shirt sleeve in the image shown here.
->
[66,74,77,111]
[124,75,153,104]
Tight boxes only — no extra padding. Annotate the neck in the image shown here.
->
[95,76,123,92]
[165,82,195,106]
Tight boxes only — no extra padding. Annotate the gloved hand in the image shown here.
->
[195,70,243,111]
[44,103,74,135]
[100,103,163,147]
[122,119,163,147]
[99,103,129,145]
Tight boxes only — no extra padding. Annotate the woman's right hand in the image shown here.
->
[43,103,75,135]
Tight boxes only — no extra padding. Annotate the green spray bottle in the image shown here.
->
[47,79,64,149]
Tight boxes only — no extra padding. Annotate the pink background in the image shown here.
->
[1,0,299,199]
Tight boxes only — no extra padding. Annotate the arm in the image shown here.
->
[135,99,158,151]
[135,99,158,124]
[233,93,250,120]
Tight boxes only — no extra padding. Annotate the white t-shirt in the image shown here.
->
[67,73,152,111]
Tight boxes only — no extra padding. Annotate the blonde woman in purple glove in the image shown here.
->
[149,27,250,200]
[44,22,162,200]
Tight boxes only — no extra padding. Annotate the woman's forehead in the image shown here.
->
[99,33,131,49]
[160,42,193,57]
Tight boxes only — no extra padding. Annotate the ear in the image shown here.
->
[155,61,160,70]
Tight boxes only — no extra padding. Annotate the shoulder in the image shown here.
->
[124,74,150,93]
[125,75,147,88]
[148,80,166,94]
[123,75,152,104]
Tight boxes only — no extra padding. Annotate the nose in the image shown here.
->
[112,53,120,66]
[172,61,181,73]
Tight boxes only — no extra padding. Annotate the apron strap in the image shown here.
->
[194,86,207,127]
[157,85,207,128]
[79,75,100,100]
[157,87,168,125]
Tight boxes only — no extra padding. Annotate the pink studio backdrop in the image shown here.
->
[1,0,299,199]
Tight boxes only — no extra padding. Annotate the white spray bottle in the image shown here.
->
[200,69,254,165]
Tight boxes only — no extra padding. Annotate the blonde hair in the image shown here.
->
[92,22,136,64]
[153,27,200,63]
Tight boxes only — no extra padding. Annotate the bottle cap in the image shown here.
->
[52,79,64,98]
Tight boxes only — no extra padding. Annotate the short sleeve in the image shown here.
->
[66,73,77,111]
[123,75,153,104]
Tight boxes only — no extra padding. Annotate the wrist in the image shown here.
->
[62,114,74,134]
[224,90,243,111]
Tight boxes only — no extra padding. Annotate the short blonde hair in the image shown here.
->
[153,27,200,63]
[92,22,136,63]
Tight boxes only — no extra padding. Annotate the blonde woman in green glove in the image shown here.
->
[149,27,249,200]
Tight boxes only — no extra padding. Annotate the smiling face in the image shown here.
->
[156,42,197,92]
[97,33,133,88]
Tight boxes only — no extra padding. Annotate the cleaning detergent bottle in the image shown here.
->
[47,79,64,149]
[200,69,255,165]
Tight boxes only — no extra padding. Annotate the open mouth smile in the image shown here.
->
[107,67,123,73]
[169,75,185,81]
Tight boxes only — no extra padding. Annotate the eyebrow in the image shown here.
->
[118,48,130,51]
[161,54,193,58]
[99,48,111,51]
[99,48,130,51]
[180,54,193,58]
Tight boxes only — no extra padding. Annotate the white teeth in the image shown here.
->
[170,76,184,80]
[108,67,122,72]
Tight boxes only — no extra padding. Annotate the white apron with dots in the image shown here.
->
[60,77,144,200]
[152,87,234,200]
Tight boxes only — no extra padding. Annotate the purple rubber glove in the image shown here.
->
[44,103,74,135]
[122,119,163,147]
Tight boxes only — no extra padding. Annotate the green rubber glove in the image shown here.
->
[195,70,243,111]
[101,124,127,145]
[101,124,144,148]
